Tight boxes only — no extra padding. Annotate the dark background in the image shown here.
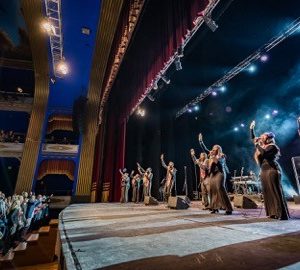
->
[125,0,300,200]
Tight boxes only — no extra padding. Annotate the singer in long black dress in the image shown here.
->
[250,121,289,220]
[198,134,233,214]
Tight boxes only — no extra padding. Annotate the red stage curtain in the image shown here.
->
[98,0,209,201]
[37,159,75,180]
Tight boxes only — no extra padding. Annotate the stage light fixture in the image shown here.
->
[136,107,146,117]
[188,108,192,113]
[265,114,271,119]
[234,127,239,132]
[194,105,200,111]
[248,64,257,73]
[240,123,245,127]
[161,75,170,85]
[260,54,269,62]
[219,85,226,92]
[17,87,23,93]
[212,91,217,96]
[175,57,182,71]
[153,80,158,90]
[56,59,69,75]
[177,45,184,58]
[41,19,55,35]
[203,15,218,32]
[147,94,155,101]
[272,110,278,115]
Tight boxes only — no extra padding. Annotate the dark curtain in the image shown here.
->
[98,0,209,201]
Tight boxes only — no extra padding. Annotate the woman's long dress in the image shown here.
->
[256,144,289,220]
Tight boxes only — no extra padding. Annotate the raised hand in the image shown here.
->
[198,133,203,142]
[250,120,255,129]
[190,149,195,156]
[160,154,164,160]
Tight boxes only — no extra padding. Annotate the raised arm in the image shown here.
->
[198,133,210,155]
[250,120,257,141]
[119,169,124,176]
[137,163,145,174]
[190,149,199,166]
[130,170,134,178]
[160,154,168,169]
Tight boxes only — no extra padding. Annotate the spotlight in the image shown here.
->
[177,45,184,58]
[225,106,232,113]
[17,87,23,93]
[41,19,55,35]
[194,105,200,111]
[247,64,257,73]
[136,107,146,117]
[147,94,155,102]
[265,114,271,119]
[203,15,218,32]
[260,54,269,62]
[56,59,69,75]
[212,91,217,96]
[219,85,226,92]
[175,57,182,71]
[240,123,245,127]
[161,75,170,85]
[188,108,192,113]
[272,110,278,115]
[234,127,239,132]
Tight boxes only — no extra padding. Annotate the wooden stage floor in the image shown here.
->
[59,201,300,270]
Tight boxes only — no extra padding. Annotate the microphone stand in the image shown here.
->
[184,166,188,196]
[193,162,198,199]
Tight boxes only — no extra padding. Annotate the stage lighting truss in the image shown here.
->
[130,0,221,115]
[176,17,300,118]
[44,0,64,78]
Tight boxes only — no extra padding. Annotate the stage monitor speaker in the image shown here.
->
[168,196,190,210]
[293,195,300,204]
[233,195,258,209]
[144,196,159,205]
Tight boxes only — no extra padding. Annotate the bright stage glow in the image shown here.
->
[265,114,271,119]
[272,110,278,115]
[240,123,245,127]
[188,108,192,113]
[219,85,226,92]
[248,64,257,73]
[260,54,269,62]
[234,127,239,132]
[41,20,55,35]
[194,105,199,111]
[56,60,69,75]
[212,91,217,96]
[136,107,145,117]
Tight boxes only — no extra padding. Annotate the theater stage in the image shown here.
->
[59,202,300,270]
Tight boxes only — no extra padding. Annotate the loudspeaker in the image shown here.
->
[72,96,88,134]
[168,196,190,209]
[293,195,300,204]
[233,195,258,209]
[144,196,159,205]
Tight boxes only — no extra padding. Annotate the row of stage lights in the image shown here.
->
[186,54,269,112]
[41,20,69,76]
[233,110,278,132]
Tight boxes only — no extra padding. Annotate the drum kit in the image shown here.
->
[231,167,261,195]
